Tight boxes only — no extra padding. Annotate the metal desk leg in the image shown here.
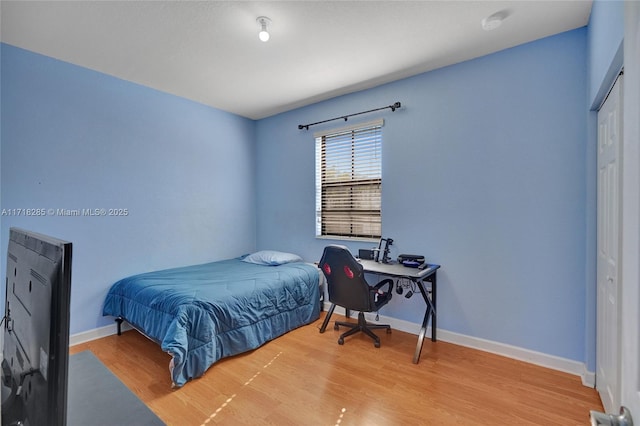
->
[319,303,336,333]
[413,299,432,363]
[430,273,437,341]
[413,272,437,363]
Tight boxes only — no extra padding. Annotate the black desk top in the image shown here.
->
[357,259,440,279]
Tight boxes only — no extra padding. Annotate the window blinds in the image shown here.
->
[315,120,382,239]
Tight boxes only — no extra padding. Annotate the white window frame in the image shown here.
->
[314,119,383,240]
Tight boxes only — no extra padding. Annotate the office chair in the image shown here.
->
[318,245,394,348]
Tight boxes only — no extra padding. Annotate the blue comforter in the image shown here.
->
[102,259,320,387]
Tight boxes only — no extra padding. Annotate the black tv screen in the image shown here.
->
[1,228,72,426]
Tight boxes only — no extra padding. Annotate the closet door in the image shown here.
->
[596,73,622,414]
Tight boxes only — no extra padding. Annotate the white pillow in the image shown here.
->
[242,250,303,266]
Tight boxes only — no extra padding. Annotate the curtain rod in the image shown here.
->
[298,102,401,130]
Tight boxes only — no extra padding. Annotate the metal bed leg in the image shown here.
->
[115,317,123,336]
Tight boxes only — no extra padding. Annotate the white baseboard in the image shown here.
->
[70,321,132,346]
[581,365,596,387]
[324,302,596,388]
[71,306,597,389]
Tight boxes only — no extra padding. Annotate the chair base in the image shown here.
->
[335,311,391,348]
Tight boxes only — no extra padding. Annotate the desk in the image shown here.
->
[358,260,440,364]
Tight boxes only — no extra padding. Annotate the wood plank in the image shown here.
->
[70,313,602,425]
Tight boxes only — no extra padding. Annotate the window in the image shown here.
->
[315,119,382,239]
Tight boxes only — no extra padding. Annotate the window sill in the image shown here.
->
[315,235,380,244]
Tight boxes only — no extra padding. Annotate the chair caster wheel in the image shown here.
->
[338,338,344,345]
[334,324,339,331]
[374,341,381,348]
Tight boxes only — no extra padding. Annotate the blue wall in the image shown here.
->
[583,0,624,372]
[0,44,257,334]
[256,29,588,362]
[0,2,627,369]
[588,0,624,107]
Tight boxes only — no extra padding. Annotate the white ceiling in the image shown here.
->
[1,1,592,120]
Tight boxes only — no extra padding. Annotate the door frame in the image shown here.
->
[596,71,623,414]
[619,0,640,417]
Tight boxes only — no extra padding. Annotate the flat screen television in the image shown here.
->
[1,228,72,426]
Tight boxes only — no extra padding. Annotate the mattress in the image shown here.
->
[102,258,320,387]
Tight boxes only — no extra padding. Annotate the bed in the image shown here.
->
[102,251,320,387]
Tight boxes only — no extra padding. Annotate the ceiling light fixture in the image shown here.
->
[257,16,271,42]
[482,10,509,31]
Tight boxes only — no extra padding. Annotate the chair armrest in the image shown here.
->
[373,278,394,293]
[371,278,394,306]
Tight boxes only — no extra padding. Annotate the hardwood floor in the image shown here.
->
[70,312,602,425]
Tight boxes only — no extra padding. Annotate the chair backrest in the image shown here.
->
[319,245,374,312]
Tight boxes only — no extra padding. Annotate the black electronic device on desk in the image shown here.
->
[398,254,427,269]
[358,249,374,260]
[373,237,394,263]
